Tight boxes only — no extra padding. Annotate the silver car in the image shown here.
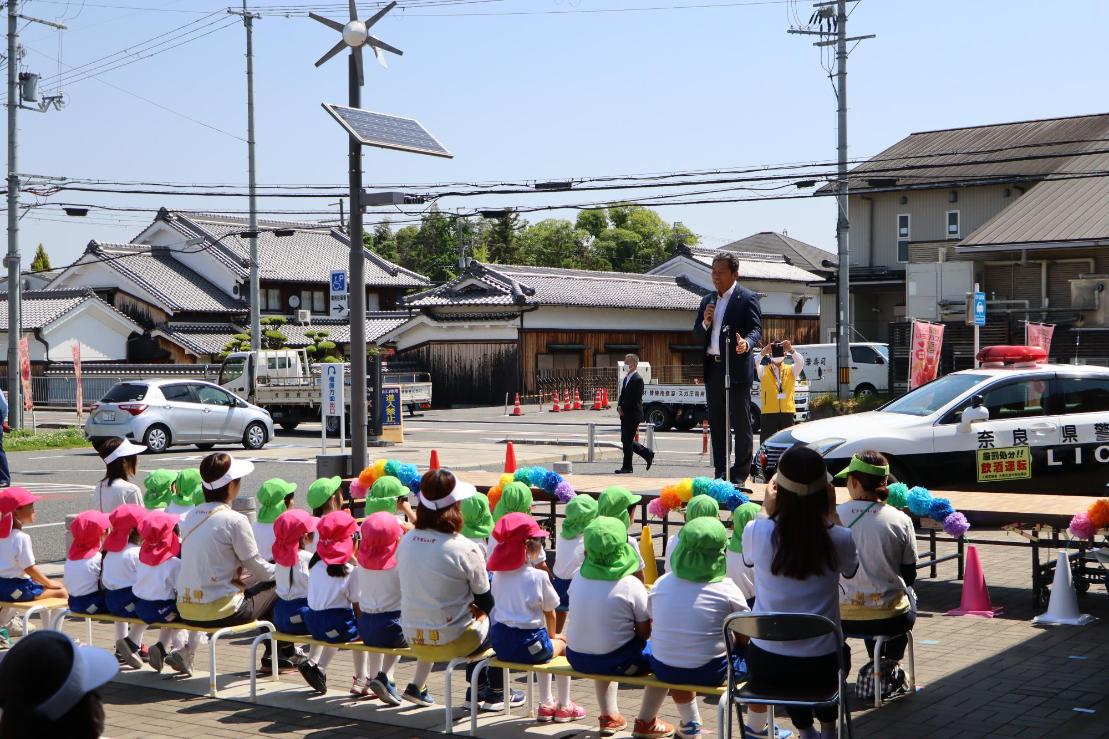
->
[84,379,275,453]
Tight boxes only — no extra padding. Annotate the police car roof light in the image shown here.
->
[975,345,1048,366]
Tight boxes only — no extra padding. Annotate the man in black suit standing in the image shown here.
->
[615,353,654,474]
[693,253,762,483]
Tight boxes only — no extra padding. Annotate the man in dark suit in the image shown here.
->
[615,353,654,474]
[693,252,762,483]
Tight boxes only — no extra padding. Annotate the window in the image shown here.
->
[266,356,291,371]
[975,379,1050,421]
[102,383,148,402]
[313,290,326,313]
[1059,376,1109,414]
[850,345,881,365]
[896,214,910,262]
[884,373,985,417]
[161,384,197,403]
[265,289,280,311]
[195,384,235,407]
[536,353,582,372]
[946,210,960,239]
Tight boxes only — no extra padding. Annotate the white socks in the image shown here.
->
[353,652,369,681]
[676,698,700,725]
[637,685,668,722]
[411,661,433,689]
[308,644,324,662]
[114,621,127,640]
[381,654,399,681]
[538,672,554,704]
[316,646,338,671]
[158,630,173,648]
[556,675,572,706]
[367,653,384,679]
[129,624,147,646]
[595,680,619,716]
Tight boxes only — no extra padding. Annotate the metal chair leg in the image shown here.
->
[469,658,488,735]
[872,636,885,709]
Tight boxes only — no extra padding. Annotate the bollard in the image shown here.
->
[644,424,656,453]
[587,423,596,463]
[64,513,79,556]
[232,495,258,524]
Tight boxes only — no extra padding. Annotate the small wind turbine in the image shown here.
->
[311,0,404,86]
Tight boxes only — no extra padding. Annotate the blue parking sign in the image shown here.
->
[973,291,986,326]
[331,270,348,294]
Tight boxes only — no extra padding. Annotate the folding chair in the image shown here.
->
[723,612,853,739]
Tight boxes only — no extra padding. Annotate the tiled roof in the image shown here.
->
[682,246,822,282]
[403,262,703,310]
[714,232,836,271]
[155,314,415,357]
[156,211,429,288]
[155,322,242,356]
[87,242,246,314]
[0,289,140,331]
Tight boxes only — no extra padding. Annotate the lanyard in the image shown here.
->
[181,504,229,545]
[770,364,784,394]
[847,501,878,528]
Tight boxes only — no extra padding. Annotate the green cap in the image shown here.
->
[671,517,728,583]
[143,470,175,510]
[598,486,642,530]
[727,502,761,554]
[834,454,890,480]
[684,494,720,523]
[560,495,598,540]
[581,517,640,581]
[256,478,296,524]
[493,481,533,522]
[172,469,204,507]
[461,493,494,539]
[307,476,343,511]
[364,476,406,516]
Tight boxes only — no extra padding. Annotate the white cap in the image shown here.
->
[202,456,255,491]
[102,438,146,464]
[417,479,476,511]
[34,635,119,720]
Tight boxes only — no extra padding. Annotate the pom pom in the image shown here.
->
[929,497,955,522]
[721,490,750,512]
[384,460,400,478]
[487,486,503,512]
[1088,498,1109,530]
[707,479,734,504]
[543,471,564,494]
[529,467,549,488]
[906,486,933,517]
[358,467,377,488]
[553,481,576,503]
[349,478,366,499]
[407,477,421,496]
[886,482,909,510]
[397,463,419,486]
[372,458,388,479]
[942,511,970,538]
[647,498,668,519]
[676,479,694,503]
[498,473,515,490]
[514,468,532,483]
[1069,512,1097,540]
[692,477,713,497]
[659,486,683,512]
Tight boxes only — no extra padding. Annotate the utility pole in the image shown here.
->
[230,2,262,353]
[347,51,370,463]
[790,0,873,400]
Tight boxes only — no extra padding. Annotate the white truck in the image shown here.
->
[618,362,809,433]
[218,349,433,432]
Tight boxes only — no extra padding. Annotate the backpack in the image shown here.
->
[855,657,908,702]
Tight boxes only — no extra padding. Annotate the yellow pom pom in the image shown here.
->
[372,459,388,478]
[499,473,515,489]
[487,486,503,512]
[676,478,694,502]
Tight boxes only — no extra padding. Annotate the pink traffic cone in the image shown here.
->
[945,546,1002,617]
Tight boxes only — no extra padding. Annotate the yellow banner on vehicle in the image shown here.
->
[976,446,1031,482]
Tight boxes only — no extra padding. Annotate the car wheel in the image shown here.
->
[143,424,171,453]
[195,443,216,451]
[854,383,877,398]
[243,421,268,450]
[674,408,697,432]
[645,404,673,431]
[279,421,299,432]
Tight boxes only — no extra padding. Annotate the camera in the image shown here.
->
[771,342,785,358]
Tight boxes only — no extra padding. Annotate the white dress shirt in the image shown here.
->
[705,284,736,356]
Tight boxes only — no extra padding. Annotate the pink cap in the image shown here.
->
[272,509,319,567]
[0,487,42,514]
[138,511,180,566]
[356,512,404,571]
[316,510,357,566]
[67,511,111,560]
[487,512,548,572]
[103,504,148,553]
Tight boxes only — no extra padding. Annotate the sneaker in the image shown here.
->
[136,642,150,663]
[369,673,402,706]
[298,661,328,694]
[0,629,11,650]
[481,688,526,712]
[599,714,629,737]
[677,720,704,738]
[5,619,32,637]
[553,701,587,723]
[350,676,372,698]
[537,700,559,723]
[148,642,166,673]
[632,717,675,739]
[115,637,143,670]
[401,683,436,707]
[743,722,793,739]
[163,648,193,677]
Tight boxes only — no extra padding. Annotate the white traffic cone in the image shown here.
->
[1032,552,1096,626]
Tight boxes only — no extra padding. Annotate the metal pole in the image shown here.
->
[6,0,22,427]
[348,53,368,471]
[723,326,732,479]
[587,422,595,463]
[242,1,261,354]
[973,282,980,368]
[834,0,851,401]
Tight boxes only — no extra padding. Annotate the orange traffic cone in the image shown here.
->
[591,388,602,411]
[562,388,571,411]
[945,546,1002,617]
[602,388,610,409]
[504,441,518,474]
[700,420,709,457]
[429,449,441,470]
[550,390,560,413]
[511,393,524,416]
[572,388,582,410]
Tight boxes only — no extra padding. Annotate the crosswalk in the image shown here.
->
[7,481,95,497]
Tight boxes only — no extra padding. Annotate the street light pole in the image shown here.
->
[347,53,369,471]
[6,1,21,427]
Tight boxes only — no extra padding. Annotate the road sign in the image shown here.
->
[381,385,401,427]
[331,270,347,294]
[330,270,350,318]
[323,363,345,417]
[969,291,986,327]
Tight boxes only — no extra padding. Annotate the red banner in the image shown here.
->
[72,343,83,421]
[908,320,945,390]
[1025,322,1054,355]
[18,337,32,413]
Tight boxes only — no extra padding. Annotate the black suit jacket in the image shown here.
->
[692,285,762,386]
[618,371,644,420]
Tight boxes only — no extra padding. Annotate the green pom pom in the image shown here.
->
[886,482,909,510]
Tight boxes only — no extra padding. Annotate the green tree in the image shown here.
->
[365,220,399,263]
[30,244,51,273]
[304,330,343,363]
[575,209,608,239]
[480,210,525,264]
[220,317,288,358]
[580,204,689,272]
[518,219,609,270]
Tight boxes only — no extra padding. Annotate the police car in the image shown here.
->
[755,346,1109,494]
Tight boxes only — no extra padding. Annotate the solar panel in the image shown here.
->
[322,103,452,159]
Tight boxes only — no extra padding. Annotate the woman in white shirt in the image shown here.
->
[91,438,145,513]
[741,445,858,739]
[833,451,918,672]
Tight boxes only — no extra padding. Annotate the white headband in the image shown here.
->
[774,471,833,497]
[201,458,255,490]
[417,480,476,510]
[103,439,146,464]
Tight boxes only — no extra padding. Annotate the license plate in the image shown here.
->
[101,412,116,422]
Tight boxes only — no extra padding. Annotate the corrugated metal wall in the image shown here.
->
[399,341,519,408]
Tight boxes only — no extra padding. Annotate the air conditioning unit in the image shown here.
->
[1071,275,1109,325]
[296,309,312,324]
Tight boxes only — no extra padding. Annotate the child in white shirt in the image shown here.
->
[552,495,596,634]
[102,504,148,669]
[166,469,203,517]
[460,492,494,557]
[662,495,719,574]
[253,478,296,562]
[272,509,317,635]
[64,510,111,616]
[91,438,145,512]
[364,476,416,525]
[133,510,190,674]
[0,488,67,633]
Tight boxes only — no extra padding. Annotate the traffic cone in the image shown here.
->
[640,525,659,587]
[504,441,518,474]
[511,393,524,416]
[550,390,560,413]
[591,388,602,411]
[945,546,1002,617]
[562,388,571,411]
[1032,552,1096,626]
[700,420,709,457]
[602,388,610,409]
[429,449,441,470]
[572,388,582,410]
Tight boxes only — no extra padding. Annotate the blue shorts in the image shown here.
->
[491,622,553,664]
[273,597,311,635]
[648,649,728,688]
[357,610,406,649]
[68,590,107,615]
[134,598,180,625]
[0,577,43,602]
[305,607,358,644]
[104,586,139,618]
[552,577,572,613]
[567,637,649,677]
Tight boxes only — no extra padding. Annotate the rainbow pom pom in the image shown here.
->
[487,487,503,511]
[529,467,549,488]
[499,473,515,490]
[692,477,713,497]
[384,460,399,478]
[358,467,377,488]
[906,486,933,517]
[677,478,694,500]
[407,478,421,496]
[659,486,683,512]
[929,497,955,521]
[942,511,970,538]
[707,479,734,505]
[886,482,909,510]
[1069,511,1097,540]
[397,464,419,486]
[647,498,668,519]
[1088,499,1109,530]
[543,471,564,493]
[514,468,532,483]
[553,481,576,503]
[721,490,750,512]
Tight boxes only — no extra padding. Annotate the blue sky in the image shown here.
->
[11,0,1109,269]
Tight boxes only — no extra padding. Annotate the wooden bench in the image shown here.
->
[249,629,493,734]
[0,597,69,641]
[52,609,276,698]
[468,655,732,737]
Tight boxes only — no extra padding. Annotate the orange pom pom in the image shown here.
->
[358,467,376,488]
[659,486,683,512]
[487,486,503,512]
[1088,498,1109,530]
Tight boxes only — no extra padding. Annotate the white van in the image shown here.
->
[793,342,889,397]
